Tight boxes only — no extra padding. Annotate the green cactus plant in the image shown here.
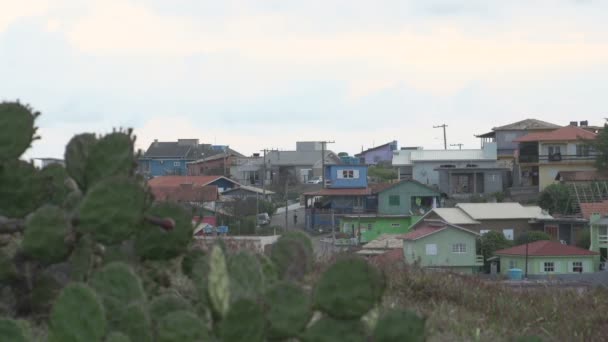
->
[62,190,83,212]
[68,234,95,282]
[149,293,192,325]
[105,332,131,342]
[300,316,367,342]
[89,262,146,317]
[30,273,63,315]
[108,303,152,342]
[264,281,312,339]
[181,248,206,278]
[78,177,147,244]
[281,230,314,257]
[228,251,265,302]
[218,298,265,342]
[37,164,70,207]
[135,202,193,260]
[0,101,38,162]
[0,318,31,342]
[313,257,385,319]
[207,244,230,318]
[156,310,209,342]
[64,133,97,191]
[21,205,70,264]
[516,336,544,342]
[270,236,313,281]
[0,160,42,218]
[48,283,106,342]
[372,309,426,342]
[84,131,135,187]
[0,251,17,284]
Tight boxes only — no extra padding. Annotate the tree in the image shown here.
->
[477,231,512,272]
[589,119,608,171]
[515,231,551,245]
[368,165,398,182]
[538,183,574,215]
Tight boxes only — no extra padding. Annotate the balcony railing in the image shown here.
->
[518,155,539,163]
[538,153,597,163]
[599,234,608,245]
[475,255,484,266]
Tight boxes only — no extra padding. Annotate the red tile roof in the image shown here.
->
[398,225,446,240]
[148,175,230,187]
[303,188,373,196]
[151,185,219,202]
[580,201,608,220]
[495,240,598,256]
[514,125,597,142]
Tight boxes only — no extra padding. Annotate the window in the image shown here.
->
[509,260,517,269]
[337,169,359,179]
[544,262,555,273]
[503,229,514,241]
[452,243,466,253]
[389,195,400,206]
[479,230,490,235]
[576,144,590,157]
[572,261,583,273]
[425,244,437,255]
[367,223,373,230]
[174,161,181,167]
[547,145,561,155]
[391,223,401,228]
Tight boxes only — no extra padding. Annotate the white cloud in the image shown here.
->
[0,0,51,33]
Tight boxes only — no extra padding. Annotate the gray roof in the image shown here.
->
[492,119,561,131]
[430,208,480,225]
[142,141,241,160]
[455,203,553,220]
[266,150,340,166]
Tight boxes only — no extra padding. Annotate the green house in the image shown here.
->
[494,240,599,275]
[340,215,420,243]
[376,180,441,216]
[587,213,608,269]
[399,221,483,274]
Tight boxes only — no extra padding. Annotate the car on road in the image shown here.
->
[257,213,271,226]
[307,177,322,184]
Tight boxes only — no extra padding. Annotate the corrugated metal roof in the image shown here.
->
[362,234,403,249]
[432,208,480,225]
[455,203,553,220]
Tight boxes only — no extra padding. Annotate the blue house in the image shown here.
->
[324,165,368,188]
[138,139,240,178]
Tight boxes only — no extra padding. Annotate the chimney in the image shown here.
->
[580,120,588,127]
[569,121,578,126]
[153,139,159,147]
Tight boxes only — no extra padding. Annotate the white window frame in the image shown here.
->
[572,261,583,273]
[479,229,490,235]
[390,223,401,228]
[543,261,555,273]
[503,229,514,241]
[425,244,437,256]
[508,260,517,269]
[173,161,181,167]
[337,169,359,179]
[451,243,466,254]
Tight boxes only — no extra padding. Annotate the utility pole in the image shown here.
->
[319,140,335,188]
[284,180,289,230]
[433,124,448,150]
[450,143,463,150]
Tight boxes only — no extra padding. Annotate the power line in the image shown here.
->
[433,124,448,150]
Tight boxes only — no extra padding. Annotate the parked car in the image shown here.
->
[307,177,322,184]
[257,213,271,226]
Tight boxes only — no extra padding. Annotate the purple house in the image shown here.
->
[355,141,398,165]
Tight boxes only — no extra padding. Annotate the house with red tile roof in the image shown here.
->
[396,221,483,274]
[514,123,598,191]
[494,240,599,275]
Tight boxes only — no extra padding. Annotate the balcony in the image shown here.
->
[538,153,597,164]
[599,234,608,246]
[475,255,484,266]
[518,155,539,163]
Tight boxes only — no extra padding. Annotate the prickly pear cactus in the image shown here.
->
[314,257,385,319]
[135,202,193,260]
[207,244,230,318]
[0,318,30,342]
[84,131,135,187]
[109,304,152,342]
[105,331,131,342]
[270,236,312,281]
[48,283,106,342]
[0,101,38,161]
[37,164,70,207]
[78,177,147,244]
[156,310,208,342]
[68,235,95,282]
[218,298,265,342]
[64,133,97,190]
[264,281,312,339]
[228,251,265,302]
[181,249,206,278]
[21,205,70,264]
[0,160,42,218]
[257,253,278,285]
[373,309,426,342]
[0,251,17,284]
[30,273,63,315]
[149,293,192,325]
[301,316,367,342]
[89,262,146,316]
[517,336,544,342]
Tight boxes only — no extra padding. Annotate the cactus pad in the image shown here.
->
[135,202,193,260]
[301,316,366,342]
[48,283,106,342]
[218,298,265,342]
[0,250,17,284]
[149,293,192,324]
[517,336,544,342]
[0,101,38,161]
[30,273,64,315]
[313,257,385,319]
[68,235,95,282]
[270,236,312,281]
[264,281,312,339]
[89,262,146,317]
[37,164,70,207]
[181,249,206,278]
[208,244,230,318]
[372,309,426,342]
[0,160,42,218]
[156,310,208,342]
[228,251,265,302]
[64,133,97,190]
[22,205,70,264]
[85,131,135,187]
[78,177,147,244]
[108,303,152,342]
[105,332,131,342]
[0,318,30,342]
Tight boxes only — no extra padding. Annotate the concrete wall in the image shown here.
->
[499,255,596,275]
[403,228,479,269]
[378,182,439,216]
[413,160,497,187]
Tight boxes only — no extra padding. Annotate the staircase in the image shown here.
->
[566,181,608,213]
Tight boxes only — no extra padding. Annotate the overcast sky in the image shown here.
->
[3,0,608,159]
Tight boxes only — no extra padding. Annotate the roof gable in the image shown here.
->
[427,208,480,225]
[355,141,397,157]
[495,240,598,256]
[397,220,480,241]
[372,179,441,196]
[514,125,597,143]
[492,119,561,131]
